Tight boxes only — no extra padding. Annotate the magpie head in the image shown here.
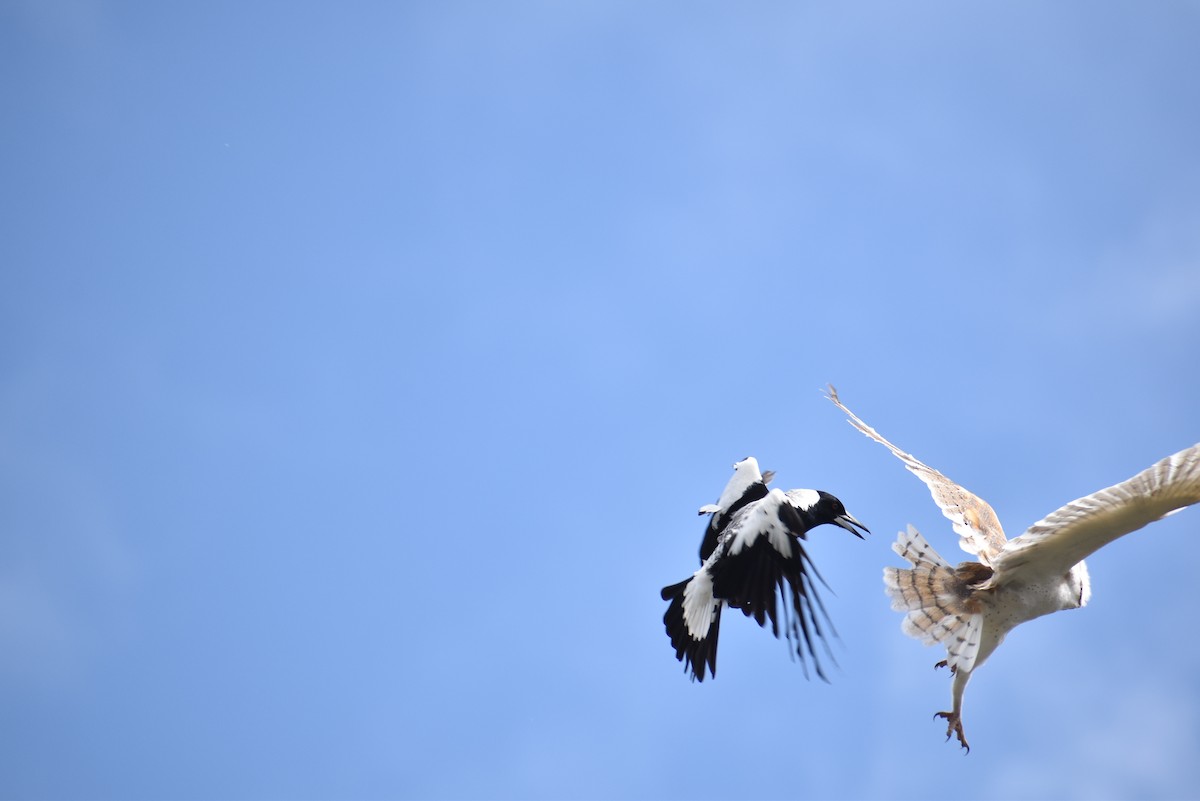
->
[814,491,870,538]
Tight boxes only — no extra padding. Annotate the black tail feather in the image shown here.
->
[661,578,720,682]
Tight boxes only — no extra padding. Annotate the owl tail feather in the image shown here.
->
[883,525,985,674]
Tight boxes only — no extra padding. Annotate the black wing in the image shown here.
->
[661,576,723,682]
[699,480,769,562]
[710,491,837,681]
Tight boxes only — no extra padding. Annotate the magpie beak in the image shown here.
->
[834,513,870,538]
[664,459,869,682]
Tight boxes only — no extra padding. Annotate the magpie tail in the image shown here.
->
[661,575,721,682]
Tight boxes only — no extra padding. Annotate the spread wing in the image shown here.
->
[826,385,1007,564]
[713,489,837,681]
[992,442,1200,584]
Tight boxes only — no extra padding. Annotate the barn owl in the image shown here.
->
[826,386,1200,752]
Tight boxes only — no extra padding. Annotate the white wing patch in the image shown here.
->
[711,456,763,514]
[726,489,793,556]
[784,488,820,511]
[994,441,1200,583]
[681,568,717,641]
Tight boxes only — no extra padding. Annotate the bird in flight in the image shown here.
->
[826,385,1200,752]
[661,457,869,682]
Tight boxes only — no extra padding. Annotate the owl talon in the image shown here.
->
[933,659,957,675]
[933,711,970,753]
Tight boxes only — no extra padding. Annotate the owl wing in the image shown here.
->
[993,442,1200,584]
[826,386,1008,564]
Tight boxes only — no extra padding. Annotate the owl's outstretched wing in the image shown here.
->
[826,385,1008,564]
[993,442,1200,584]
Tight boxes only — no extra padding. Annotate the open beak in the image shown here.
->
[834,513,870,538]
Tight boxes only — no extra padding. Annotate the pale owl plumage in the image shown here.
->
[827,385,1200,752]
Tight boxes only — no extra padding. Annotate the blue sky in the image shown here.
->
[3,2,1200,799]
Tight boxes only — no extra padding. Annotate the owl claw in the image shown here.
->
[934,710,970,754]
[931,714,969,753]
[933,659,958,675]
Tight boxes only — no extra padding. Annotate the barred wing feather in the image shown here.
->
[994,442,1200,584]
[884,525,985,674]
[827,386,1007,564]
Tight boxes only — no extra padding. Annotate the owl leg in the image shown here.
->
[933,659,957,674]
[934,666,972,753]
[934,710,969,752]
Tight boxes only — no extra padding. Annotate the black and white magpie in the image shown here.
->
[661,457,869,682]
